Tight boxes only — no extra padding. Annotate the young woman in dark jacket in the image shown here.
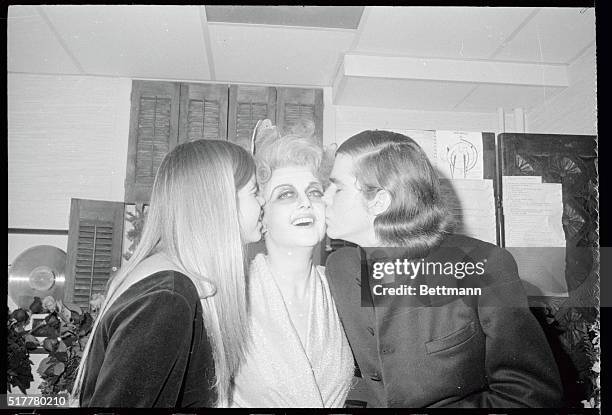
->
[71,140,264,408]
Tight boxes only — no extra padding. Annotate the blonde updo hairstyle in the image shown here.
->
[253,119,333,195]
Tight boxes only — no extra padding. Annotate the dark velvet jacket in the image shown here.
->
[80,271,216,408]
[326,234,563,408]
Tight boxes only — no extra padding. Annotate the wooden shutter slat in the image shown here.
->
[74,281,108,289]
[74,279,110,286]
[74,275,109,280]
[126,81,180,203]
[228,85,276,151]
[276,87,323,147]
[203,100,221,140]
[75,267,104,273]
[66,199,125,310]
[179,83,228,143]
[74,272,110,278]
[76,263,112,269]
[91,243,112,248]
[283,104,315,130]
[185,99,222,141]
[135,96,172,182]
[236,103,268,137]
[86,239,112,245]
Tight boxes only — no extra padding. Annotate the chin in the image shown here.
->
[300,239,322,248]
[290,235,322,248]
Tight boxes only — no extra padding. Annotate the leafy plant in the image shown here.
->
[7,308,39,394]
[123,204,147,261]
[581,319,600,408]
[31,295,102,396]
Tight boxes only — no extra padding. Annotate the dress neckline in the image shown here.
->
[256,254,318,357]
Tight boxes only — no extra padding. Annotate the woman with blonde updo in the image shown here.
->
[230,120,354,408]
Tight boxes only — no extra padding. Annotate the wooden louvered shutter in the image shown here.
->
[276,87,324,146]
[65,199,125,311]
[178,83,228,143]
[125,81,180,204]
[228,85,276,151]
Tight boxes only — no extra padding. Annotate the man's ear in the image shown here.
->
[367,189,392,216]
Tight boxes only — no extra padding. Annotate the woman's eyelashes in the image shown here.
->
[308,188,324,198]
[278,189,295,200]
[273,186,324,202]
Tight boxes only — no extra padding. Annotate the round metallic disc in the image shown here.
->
[8,245,66,310]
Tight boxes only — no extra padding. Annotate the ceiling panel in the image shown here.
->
[41,5,210,80]
[8,5,82,74]
[337,77,475,111]
[455,84,565,112]
[209,24,355,86]
[355,7,536,59]
[7,5,595,116]
[206,6,364,29]
[494,8,595,64]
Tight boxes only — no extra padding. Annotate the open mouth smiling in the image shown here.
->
[291,215,316,227]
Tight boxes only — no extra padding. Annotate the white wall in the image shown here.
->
[526,45,597,136]
[325,94,522,147]
[331,105,501,146]
[8,65,596,264]
[325,47,597,145]
[325,52,597,147]
[8,74,132,263]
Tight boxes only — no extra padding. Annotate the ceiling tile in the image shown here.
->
[205,6,364,29]
[41,5,210,80]
[337,77,475,111]
[455,84,565,112]
[355,7,536,59]
[209,24,355,86]
[8,5,82,74]
[494,8,595,64]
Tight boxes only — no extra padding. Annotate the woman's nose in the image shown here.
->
[298,193,312,209]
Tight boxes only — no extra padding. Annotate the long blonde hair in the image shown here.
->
[71,140,255,407]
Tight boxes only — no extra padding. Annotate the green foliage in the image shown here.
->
[7,295,99,396]
[35,300,95,396]
[123,204,147,261]
[7,308,36,394]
